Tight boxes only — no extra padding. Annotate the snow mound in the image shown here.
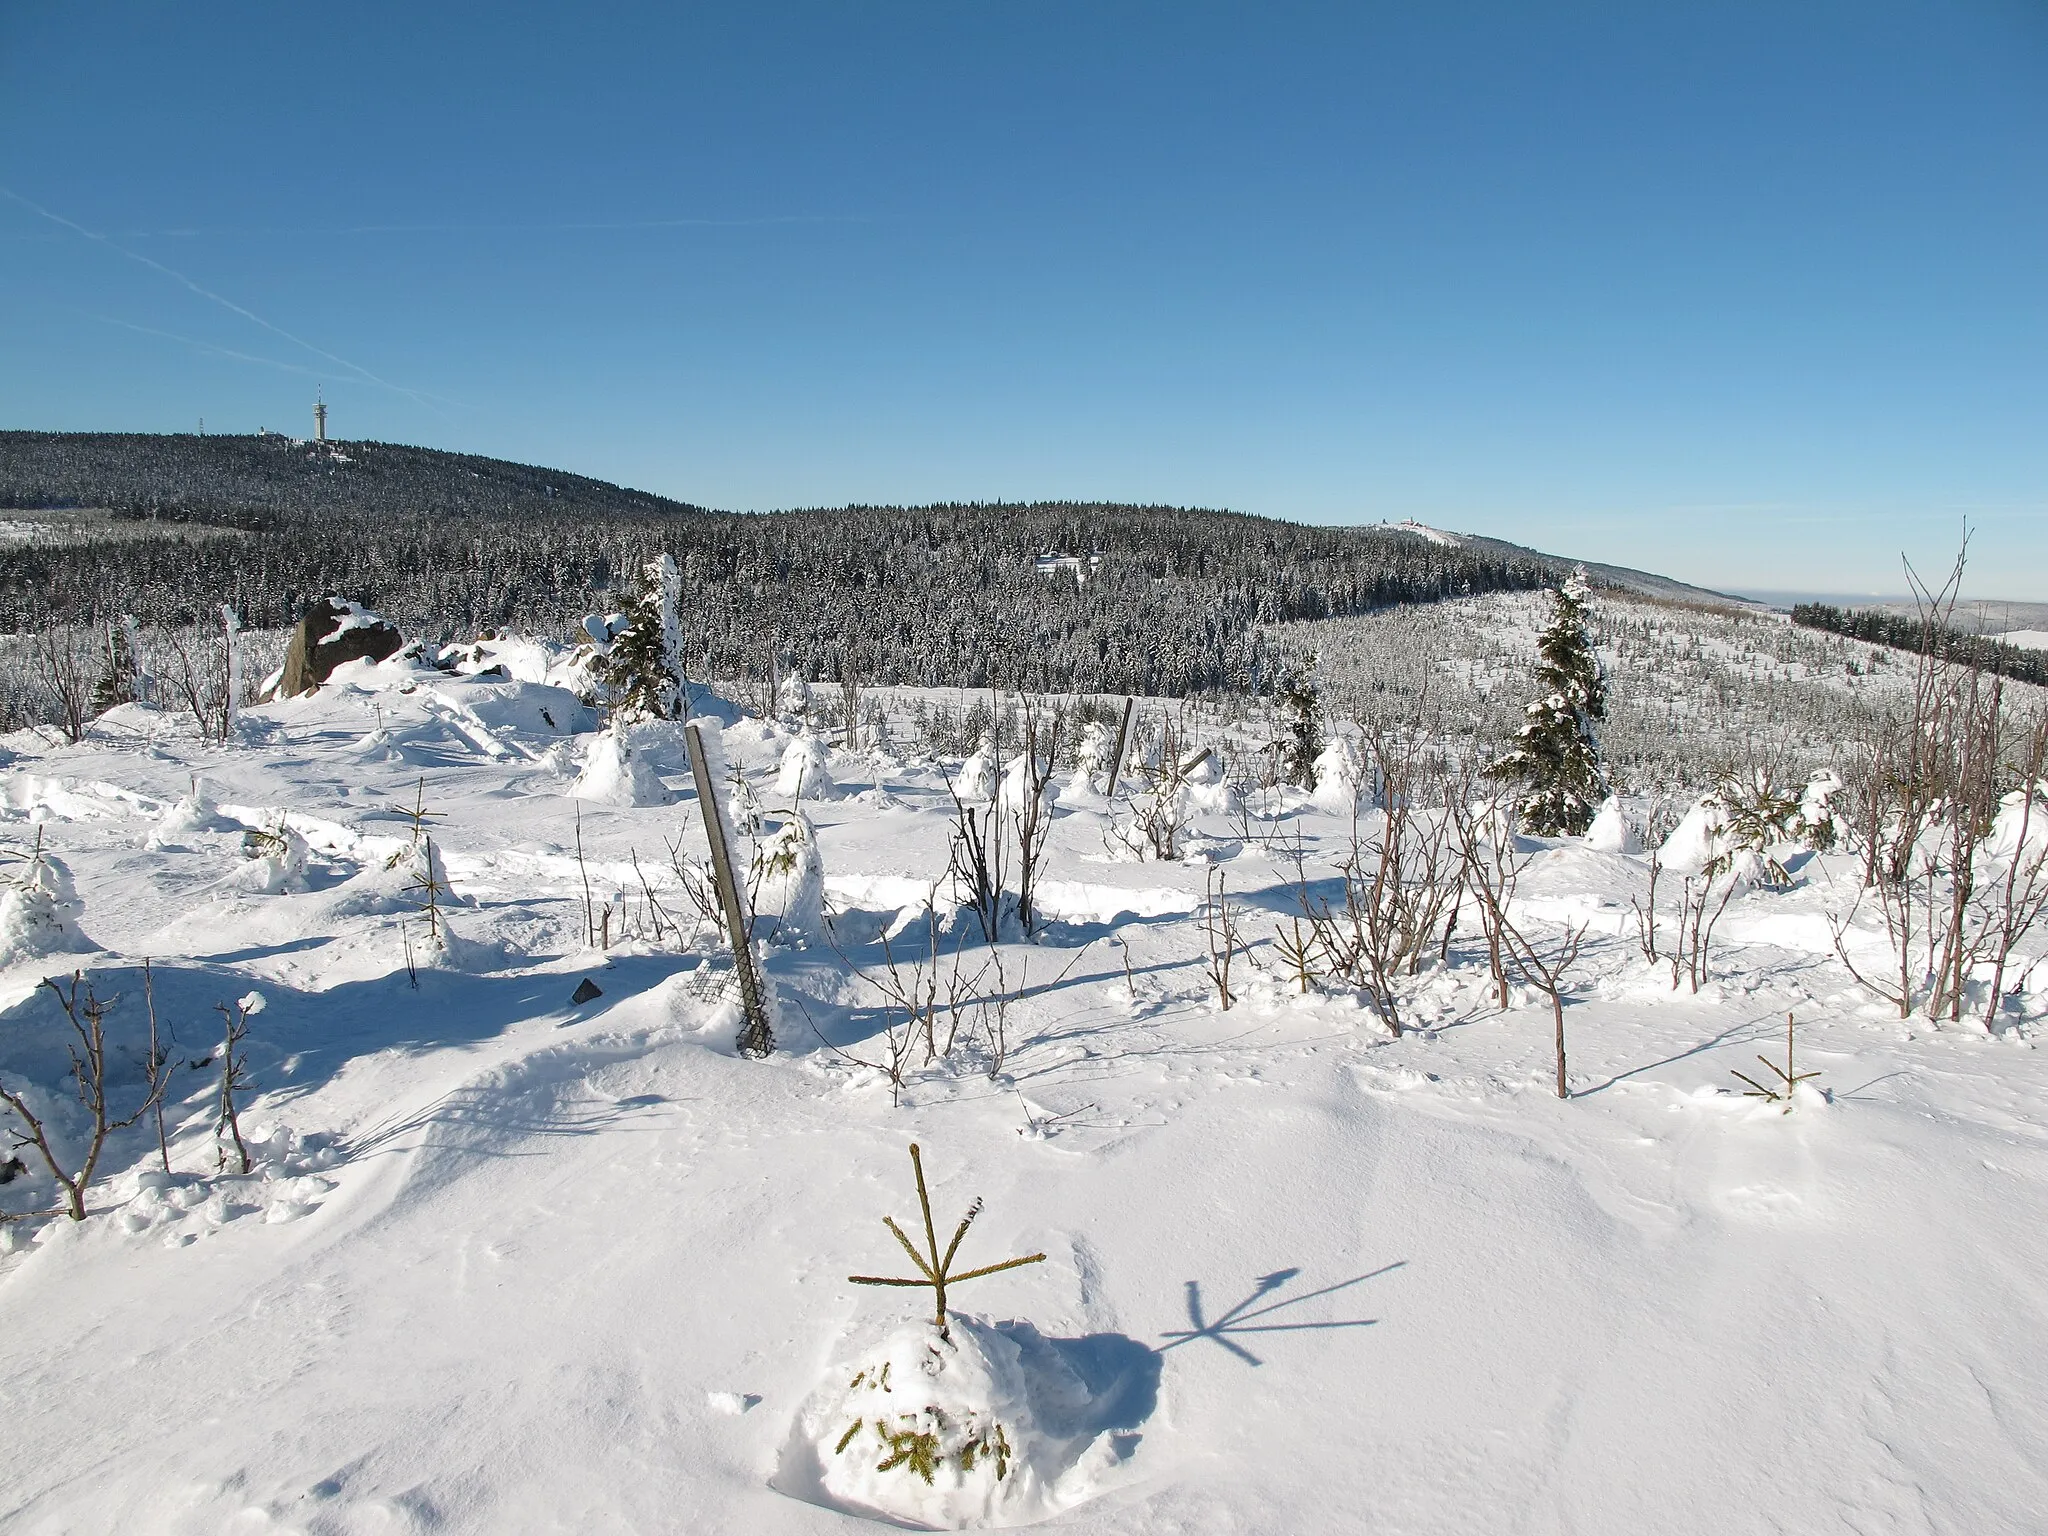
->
[1311,735,1365,812]
[774,733,839,802]
[751,812,825,943]
[1584,797,1639,854]
[0,849,87,966]
[148,782,239,848]
[571,725,668,806]
[787,1314,1153,1528]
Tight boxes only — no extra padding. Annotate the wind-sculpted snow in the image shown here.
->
[0,660,2045,1533]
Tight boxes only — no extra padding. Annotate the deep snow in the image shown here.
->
[0,645,2045,1533]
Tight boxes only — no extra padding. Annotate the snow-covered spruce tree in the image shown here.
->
[600,553,689,723]
[1489,572,1607,836]
[1278,668,1324,788]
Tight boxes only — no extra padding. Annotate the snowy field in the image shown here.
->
[2,614,2047,1533]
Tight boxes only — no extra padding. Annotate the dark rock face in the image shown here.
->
[276,598,404,698]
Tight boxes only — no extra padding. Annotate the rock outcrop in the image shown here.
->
[275,598,404,698]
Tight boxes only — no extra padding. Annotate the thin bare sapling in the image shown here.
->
[0,971,176,1221]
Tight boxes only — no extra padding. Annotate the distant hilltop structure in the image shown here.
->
[313,391,328,443]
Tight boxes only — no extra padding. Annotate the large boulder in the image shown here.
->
[276,598,404,698]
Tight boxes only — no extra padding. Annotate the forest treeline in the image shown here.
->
[1791,602,2048,690]
[0,431,1562,694]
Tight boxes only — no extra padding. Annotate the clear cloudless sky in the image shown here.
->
[1,1,2043,597]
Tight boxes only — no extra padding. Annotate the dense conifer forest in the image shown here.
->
[1792,601,2048,689]
[0,431,1566,694]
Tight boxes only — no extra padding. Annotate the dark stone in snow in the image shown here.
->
[274,597,404,698]
[570,977,604,1005]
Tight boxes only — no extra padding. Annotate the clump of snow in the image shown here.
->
[1584,797,1639,854]
[750,811,825,942]
[571,724,668,806]
[954,735,996,801]
[0,846,86,966]
[774,733,839,802]
[1311,735,1366,812]
[794,1315,1129,1529]
[1660,794,1732,874]
[998,752,1050,812]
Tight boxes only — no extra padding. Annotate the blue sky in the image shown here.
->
[2,1,2043,597]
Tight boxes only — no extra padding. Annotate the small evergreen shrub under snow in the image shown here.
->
[570,723,668,807]
[0,837,86,967]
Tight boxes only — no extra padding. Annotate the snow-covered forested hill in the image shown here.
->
[0,432,1734,713]
[1277,587,2022,794]
[2,631,2046,1533]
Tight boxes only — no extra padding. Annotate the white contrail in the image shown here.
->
[0,184,444,414]
[90,313,340,382]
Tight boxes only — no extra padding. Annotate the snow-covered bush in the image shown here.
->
[776,671,815,728]
[953,734,996,802]
[572,723,668,806]
[1310,734,1365,812]
[223,818,314,896]
[805,1317,1049,1526]
[749,811,824,943]
[0,835,86,967]
[1069,719,1113,794]
[775,733,839,802]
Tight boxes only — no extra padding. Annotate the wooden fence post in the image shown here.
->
[686,723,773,1057]
[1105,696,1136,798]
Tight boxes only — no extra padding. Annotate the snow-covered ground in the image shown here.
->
[2,645,2047,1533]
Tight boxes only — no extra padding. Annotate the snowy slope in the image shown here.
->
[1,661,2046,1533]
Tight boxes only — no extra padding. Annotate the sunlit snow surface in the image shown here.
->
[0,633,2045,1533]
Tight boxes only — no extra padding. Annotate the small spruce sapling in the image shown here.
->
[1730,1013,1822,1110]
[849,1143,1045,1343]
[1278,668,1325,789]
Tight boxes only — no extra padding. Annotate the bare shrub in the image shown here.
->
[0,971,176,1221]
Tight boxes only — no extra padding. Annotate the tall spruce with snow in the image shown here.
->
[1279,668,1325,788]
[1490,572,1607,836]
[601,554,689,722]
